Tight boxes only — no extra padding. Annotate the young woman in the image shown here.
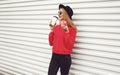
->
[48,4,77,75]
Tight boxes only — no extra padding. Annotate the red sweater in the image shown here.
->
[49,25,77,54]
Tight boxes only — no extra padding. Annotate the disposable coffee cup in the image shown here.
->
[51,16,58,25]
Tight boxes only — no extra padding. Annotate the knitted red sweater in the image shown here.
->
[49,25,77,54]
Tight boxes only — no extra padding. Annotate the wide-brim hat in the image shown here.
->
[59,4,73,20]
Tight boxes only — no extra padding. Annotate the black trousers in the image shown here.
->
[48,53,71,75]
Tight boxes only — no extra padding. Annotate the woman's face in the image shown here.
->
[58,8,64,20]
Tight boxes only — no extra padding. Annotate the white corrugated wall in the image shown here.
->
[0,0,120,75]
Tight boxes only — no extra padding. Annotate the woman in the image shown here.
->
[48,4,77,75]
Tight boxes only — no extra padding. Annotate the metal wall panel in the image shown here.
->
[0,0,120,75]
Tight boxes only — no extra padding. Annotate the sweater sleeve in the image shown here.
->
[49,31,54,46]
[64,28,77,49]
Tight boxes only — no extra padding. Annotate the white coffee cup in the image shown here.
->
[51,16,58,25]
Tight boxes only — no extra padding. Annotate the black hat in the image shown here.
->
[59,4,73,19]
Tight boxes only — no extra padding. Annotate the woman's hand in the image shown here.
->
[49,21,55,32]
[60,20,69,32]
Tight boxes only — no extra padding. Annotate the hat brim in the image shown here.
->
[59,4,66,10]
